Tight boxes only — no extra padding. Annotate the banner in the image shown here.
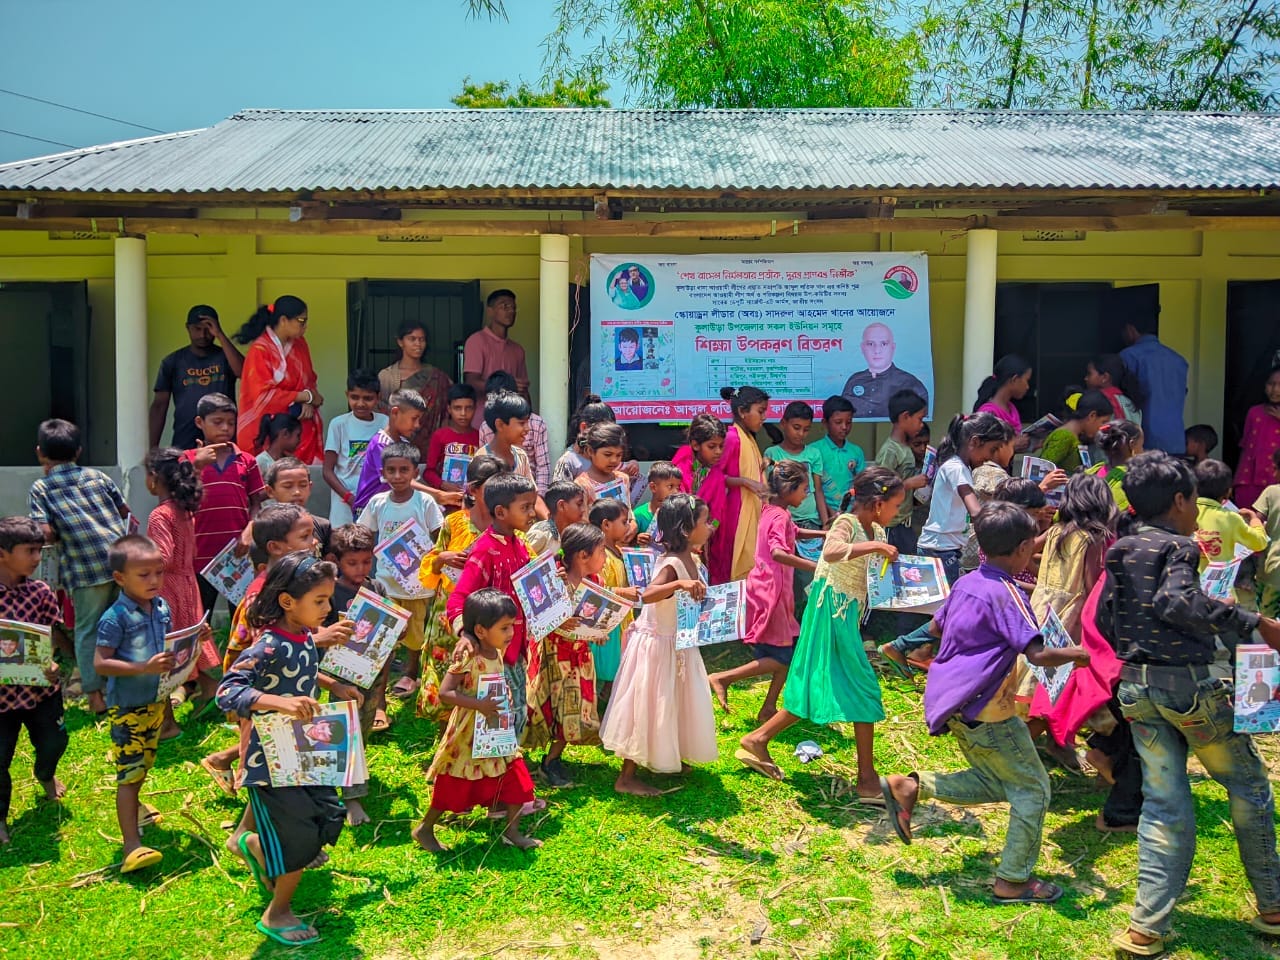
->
[589,253,933,422]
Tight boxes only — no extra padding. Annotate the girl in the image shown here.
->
[601,494,717,796]
[974,354,1033,450]
[589,498,637,702]
[216,553,348,948]
[960,421,1017,574]
[377,319,453,450]
[1235,365,1280,511]
[990,478,1055,591]
[254,413,302,479]
[553,394,617,483]
[707,460,818,723]
[1084,354,1141,425]
[1038,389,1114,472]
[420,454,506,599]
[672,413,728,549]
[736,467,902,792]
[1031,473,1117,645]
[1088,420,1144,512]
[716,385,770,583]
[413,588,541,852]
[573,423,631,509]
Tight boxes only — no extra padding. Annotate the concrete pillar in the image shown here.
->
[961,229,998,411]
[114,236,149,471]
[539,233,571,457]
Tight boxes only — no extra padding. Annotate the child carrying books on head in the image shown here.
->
[881,502,1090,906]
[1088,420,1144,512]
[600,494,717,796]
[424,383,479,493]
[708,461,818,723]
[527,482,586,556]
[413,588,541,853]
[254,413,302,480]
[588,498,636,702]
[634,461,684,543]
[323,371,387,527]
[216,553,350,948]
[736,468,901,790]
[573,423,631,510]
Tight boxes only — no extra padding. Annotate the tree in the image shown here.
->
[451,74,611,108]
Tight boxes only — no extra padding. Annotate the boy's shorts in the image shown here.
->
[397,596,431,652]
[108,702,166,785]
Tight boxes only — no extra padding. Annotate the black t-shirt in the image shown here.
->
[154,346,237,449]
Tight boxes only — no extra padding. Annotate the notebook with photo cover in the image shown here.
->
[1029,606,1075,705]
[1235,644,1280,733]
[155,616,209,701]
[865,555,950,614]
[200,537,256,606]
[675,581,746,650]
[511,551,574,640]
[620,547,659,588]
[253,700,367,788]
[0,620,54,687]
[322,588,411,688]
[593,477,630,506]
[374,518,434,598]
[1019,455,1064,506]
[472,672,519,759]
[441,453,472,487]
[567,580,634,641]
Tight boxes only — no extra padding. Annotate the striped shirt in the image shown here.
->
[28,464,127,589]
[183,446,265,569]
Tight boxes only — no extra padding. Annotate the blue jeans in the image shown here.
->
[886,547,960,657]
[1117,676,1280,937]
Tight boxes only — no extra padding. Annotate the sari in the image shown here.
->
[236,329,323,463]
[1235,404,1280,511]
[720,424,764,583]
[672,443,729,580]
[377,363,453,462]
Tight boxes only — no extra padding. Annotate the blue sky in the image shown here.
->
[0,0,568,163]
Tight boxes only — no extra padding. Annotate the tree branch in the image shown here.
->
[1192,0,1262,109]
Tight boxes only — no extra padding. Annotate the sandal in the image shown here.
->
[237,832,273,895]
[390,677,419,699]
[877,644,915,680]
[120,846,162,873]
[1111,929,1165,956]
[1250,915,1280,936]
[991,878,1064,904]
[734,747,785,781]
[255,921,319,947]
[200,756,237,797]
[371,709,390,733]
[880,776,912,845]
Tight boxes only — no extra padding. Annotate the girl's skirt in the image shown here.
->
[430,758,536,813]
[782,579,884,726]
[246,785,345,878]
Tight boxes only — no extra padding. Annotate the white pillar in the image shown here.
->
[961,229,998,410]
[538,233,571,457]
[114,236,149,470]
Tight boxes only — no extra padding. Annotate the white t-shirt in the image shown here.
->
[919,457,974,552]
[357,490,444,598]
[325,412,389,492]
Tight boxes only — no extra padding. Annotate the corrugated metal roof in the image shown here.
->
[1,108,1279,194]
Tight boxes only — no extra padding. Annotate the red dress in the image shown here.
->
[1236,404,1280,511]
[148,500,219,672]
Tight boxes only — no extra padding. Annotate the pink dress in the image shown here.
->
[742,505,798,651]
[977,400,1022,433]
[672,443,728,570]
[147,501,218,672]
[1235,404,1280,510]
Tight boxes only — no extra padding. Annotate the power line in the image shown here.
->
[0,127,76,149]
[0,87,164,134]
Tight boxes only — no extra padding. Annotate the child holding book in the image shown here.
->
[600,494,717,796]
[763,403,825,614]
[216,553,349,947]
[420,454,507,601]
[254,413,302,480]
[974,354,1033,448]
[1039,389,1114,472]
[1084,354,1142,425]
[424,383,479,493]
[1193,459,1268,591]
[479,390,548,518]
[880,502,1090,905]
[874,391,930,553]
[810,395,867,530]
[264,457,332,557]
[588,498,637,702]
[672,414,728,541]
[708,461,817,723]
[572,423,631,509]
[323,371,387,527]
[413,588,541,852]
[527,481,585,556]
[1088,420,1144,512]
[736,467,902,787]
[633,461,683,542]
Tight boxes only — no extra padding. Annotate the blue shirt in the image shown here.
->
[96,595,171,709]
[810,435,867,512]
[1120,335,1188,454]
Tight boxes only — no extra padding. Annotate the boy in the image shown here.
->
[1193,459,1267,600]
[810,395,866,525]
[94,536,176,872]
[909,425,933,541]
[527,481,586,555]
[479,389,549,518]
[322,370,387,527]
[763,405,825,617]
[0,517,68,846]
[265,457,333,557]
[445,473,539,742]
[358,443,444,700]
[353,389,459,514]
[633,461,682,537]
[183,394,267,619]
[1099,452,1280,956]
[478,371,550,494]
[425,383,480,491]
[875,391,931,553]
[28,418,130,717]
[880,503,1090,905]
[1184,423,1218,464]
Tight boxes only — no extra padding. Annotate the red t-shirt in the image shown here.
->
[183,446,266,568]
[425,426,480,487]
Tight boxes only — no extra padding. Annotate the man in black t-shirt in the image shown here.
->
[149,305,245,449]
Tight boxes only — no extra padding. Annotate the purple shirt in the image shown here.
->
[922,564,1041,735]
[353,428,394,513]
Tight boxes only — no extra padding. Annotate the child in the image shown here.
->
[265,457,332,557]
[959,423,1017,575]
[874,391,930,554]
[991,478,1054,591]
[553,394,619,484]
[424,383,479,492]
[1234,365,1280,509]
[254,413,302,479]
[413,588,541,852]
[975,354,1033,446]
[478,390,547,517]
[353,388,425,513]
[909,425,933,541]
[708,461,818,722]
[634,461,684,540]
[358,443,444,699]
[736,467,902,789]
[322,370,387,527]
[716,385,772,583]
[880,503,1090,905]
[28,418,131,717]
[1248,448,1280,619]
[216,553,349,947]
[588,497,637,702]
[1098,452,1280,955]
[763,404,825,614]
[1193,459,1267,601]
[525,482,581,556]
[0,517,68,846]
[1084,354,1142,425]
[184,394,267,619]
[420,455,507,602]
[479,371,551,494]
[1184,423,1219,464]
[1088,420,1144,512]
[672,414,728,521]
[600,494,717,795]
[573,423,631,509]
[1039,389,1114,472]
[811,394,866,529]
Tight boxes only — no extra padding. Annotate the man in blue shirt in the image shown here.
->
[1120,318,1188,454]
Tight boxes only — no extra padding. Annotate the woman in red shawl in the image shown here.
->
[234,295,324,464]
[671,413,731,581]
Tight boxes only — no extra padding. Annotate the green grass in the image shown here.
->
[3,637,1280,960]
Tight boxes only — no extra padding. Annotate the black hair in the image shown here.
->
[1054,472,1118,558]
[447,382,477,404]
[233,295,307,345]
[482,472,537,512]
[264,456,308,488]
[36,418,80,462]
[781,400,814,422]
[842,465,904,513]
[914,423,931,438]
[256,411,302,451]
[1063,389,1114,422]
[655,493,706,553]
[463,453,509,509]
[584,422,626,452]
[252,502,309,551]
[1128,312,1159,336]
[196,392,237,419]
[974,354,1031,410]
[395,317,428,343]
[1088,353,1132,394]
[719,385,769,419]
[485,370,518,394]
[570,394,616,450]
[993,477,1047,510]
[648,461,682,484]
[1185,423,1219,454]
[247,552,337,628]
[462,587,518,634]
[486,289,516,307]
[329,523,376,559]
[387,388,427,413]
[937,411,1008,465]
[544,481,585,518]
[484,389,531,431]
[588,497,629,526]
[687,413,726,445]
[1122,451,1196,521]
[822,395,854,419]
[888,390,928,423]
[146,446,203,514]
[618,327,640,344]
[1194,458,1234,502]
[347,369,380,394]
[762,423,784,446]
[973,500,1038,558]
[1272,446,1280,472]
[108,534,161,573]
[187,304,218,325]
[768,459,809,501]
[1096,420,1142,463]
[560,522,605,566]
[380,442,421,468]
[0,516,46,553]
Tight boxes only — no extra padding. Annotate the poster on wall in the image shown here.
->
[589,253,933,422]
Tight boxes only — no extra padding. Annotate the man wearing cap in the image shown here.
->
[463,289,529,428]
[149,305,245,449]
[840,322,930,420]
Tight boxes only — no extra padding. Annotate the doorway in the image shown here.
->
[347,280,482,381]
[1223,281,1280,468]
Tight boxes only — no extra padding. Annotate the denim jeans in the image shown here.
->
[70,581,118,696]
[918,715,1051,883]
[1117,675,1280,937]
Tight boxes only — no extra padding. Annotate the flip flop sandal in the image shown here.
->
[1251,916,1280,936]
[371,710,390,733]
[991,878,1064,904]
[734,747,785,781]
[1111,930,1166,956]
[877,645,915,680]
[200,757,237,797]
[120,846,162,874]
[857,794,887,807]
[879,776,912,845]
[499,834,544,849]
[255,920,319,947]
[137,803,160,828]
[237,832,273,896]
[487,798,548,820]
[390,678,419,699]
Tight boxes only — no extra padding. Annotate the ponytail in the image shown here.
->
[937,411,1008,465]
[256,412,302,451]
[233,294,307,345]
[145,446,203,515]
[973,354,1031,411]
[720,385,769,419]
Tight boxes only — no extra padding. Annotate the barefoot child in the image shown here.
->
[881,502,1090,905]
[588,498,638,701]
[414,588,541,852]
[0,517,69,846]
[735,467,901,789]
[600,494,718,795]
[216,553,348,947]
[709,460,817,722]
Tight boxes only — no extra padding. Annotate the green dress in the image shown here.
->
[782,514,886,725]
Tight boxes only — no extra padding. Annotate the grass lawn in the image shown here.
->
[2,635,1279,960]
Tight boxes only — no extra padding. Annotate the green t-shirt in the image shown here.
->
[1041,427,1083,473]
[875,435,920,528]
[765,443,822,525]
[811,434,867,512]
[634,501,654,533]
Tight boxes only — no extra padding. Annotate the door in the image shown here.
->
[347,280,482,381]
[1223,281,1280,467]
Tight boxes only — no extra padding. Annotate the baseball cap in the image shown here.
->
[186,304,218,325]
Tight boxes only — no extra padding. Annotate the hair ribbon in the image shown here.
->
[266,303,275,314]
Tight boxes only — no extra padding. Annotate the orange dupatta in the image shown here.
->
[236,330,324,463]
